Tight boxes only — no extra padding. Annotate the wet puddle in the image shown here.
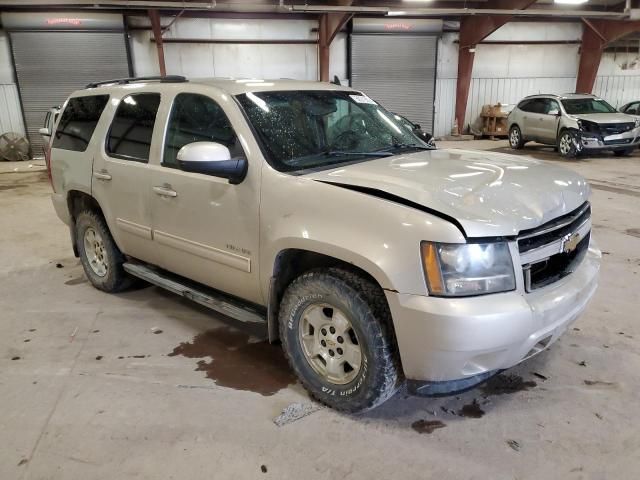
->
[625,228,640,238]
[481,374,536,395]
[412,419,446,434]
[169,326,296,396]
[458,400,485,418]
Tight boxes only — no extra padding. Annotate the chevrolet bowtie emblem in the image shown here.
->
[561,232,581,254]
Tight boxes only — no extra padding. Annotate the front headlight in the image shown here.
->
[421,241,516,297]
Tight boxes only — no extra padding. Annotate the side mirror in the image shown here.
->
[177,142,247,184]
[548,109,560,116]
[39,127,51,136]
[413,123,422,130]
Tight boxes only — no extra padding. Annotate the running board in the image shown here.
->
[123,262,266,324]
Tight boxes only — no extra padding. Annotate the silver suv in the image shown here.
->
[508,93,640,158]
[48,76,600,412]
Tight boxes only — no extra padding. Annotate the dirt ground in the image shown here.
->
[1,141,639,479]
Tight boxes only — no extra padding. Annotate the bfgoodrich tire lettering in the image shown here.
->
[75,210,132,293]
[279,268,401,413]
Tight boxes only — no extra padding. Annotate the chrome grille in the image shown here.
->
[518,202,591,292]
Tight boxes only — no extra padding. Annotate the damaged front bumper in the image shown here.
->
[385,241,600,396]
[574,127,640,152]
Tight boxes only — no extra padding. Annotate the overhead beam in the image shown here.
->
[576,19,640,93]
[287,4,627,19]
[148,9,166,77]
[454,0,537,133]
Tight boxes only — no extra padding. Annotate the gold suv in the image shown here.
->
[48,77,600,412]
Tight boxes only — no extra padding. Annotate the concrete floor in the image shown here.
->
[1,141,639,479]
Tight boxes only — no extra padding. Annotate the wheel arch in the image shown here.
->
[66,190,107,257]
[266,249,400,359]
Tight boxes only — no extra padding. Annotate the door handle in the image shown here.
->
[93,170,112,181]
[153,185,177,198]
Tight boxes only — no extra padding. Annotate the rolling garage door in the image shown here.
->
[351,19,441,134]
[3,13,130,155]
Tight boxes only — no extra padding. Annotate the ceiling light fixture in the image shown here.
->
[387,10,407,16]
[553,0,589,5]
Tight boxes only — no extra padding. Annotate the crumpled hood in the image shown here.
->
[571,112,637,124]
[307,148,591,238]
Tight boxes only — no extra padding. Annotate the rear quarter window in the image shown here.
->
[106,93,161,162]
[52,95,110,152]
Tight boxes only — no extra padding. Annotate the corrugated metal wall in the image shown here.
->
[433,75,640,138]
[0,84,25,136]
[594,75,640,108]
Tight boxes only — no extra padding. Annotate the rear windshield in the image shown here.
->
[561,98,617,115]
[53,95,109,152]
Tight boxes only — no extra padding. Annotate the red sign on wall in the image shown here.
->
[46,18,83,26]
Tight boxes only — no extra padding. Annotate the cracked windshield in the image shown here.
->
[236,90,433,172]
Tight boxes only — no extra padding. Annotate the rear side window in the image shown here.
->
[106,93,161,162]
[518,99,534,112]
[52,95,109,152]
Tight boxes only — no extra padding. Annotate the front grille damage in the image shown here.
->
[518,202,591,292]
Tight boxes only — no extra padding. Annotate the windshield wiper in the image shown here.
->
[287,149,393,167]
[374,142,434,153]
[323,150,394,157]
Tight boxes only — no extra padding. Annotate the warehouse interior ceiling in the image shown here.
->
[0,0,637,18]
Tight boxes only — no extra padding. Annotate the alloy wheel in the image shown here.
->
[559,133,572,156]
[510,128,520,147]
[298,303,363,385]
[83,227,108,277]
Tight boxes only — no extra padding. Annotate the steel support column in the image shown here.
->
[576,19,640,93]
[149,9,167,76]
[454,0,536,133]
[318,9,353,82]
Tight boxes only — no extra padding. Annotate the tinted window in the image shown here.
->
[163,93,244,168]
[518,99,534,112]
[52,95,109,152]
[528,99,548,114]
[624,102,639,115]
[107,93,161,162]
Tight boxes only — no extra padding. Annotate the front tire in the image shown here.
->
[75,210,131,293]
[558,130,579,158]
[509,125,525,150]
[279,269,401,413]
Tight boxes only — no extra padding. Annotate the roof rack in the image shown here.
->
[85,75,188,89]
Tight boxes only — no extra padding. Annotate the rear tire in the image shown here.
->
[75,210,132,293]
[279,268,401,413]
[509,125,525,150]
[613,147,634,157]
[558,130,579,158]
